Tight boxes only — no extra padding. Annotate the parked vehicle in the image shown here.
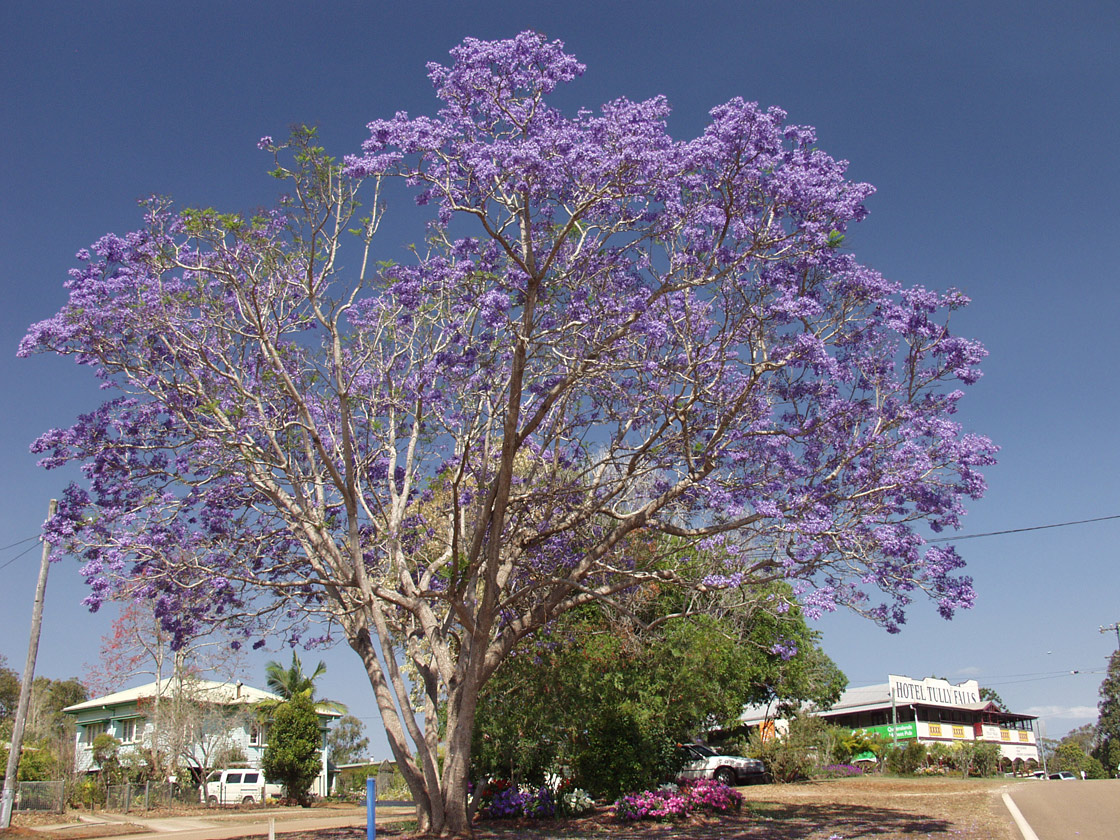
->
[676,744,768,786]
[1048,771,1077,780]
[201,768,283,804]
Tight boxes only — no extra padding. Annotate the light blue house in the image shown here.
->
[64,679,339,796]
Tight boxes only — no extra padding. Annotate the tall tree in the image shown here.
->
[473,586,845,797]
[83,600,245,781]
[327,715,369,766]
[21,33,995,836]
[0,658,21,725]
[1096,650,1120,774]
[262,694,321,805]
[263,651,346,714]
[265,652,326,700]
[979,686,1006,712]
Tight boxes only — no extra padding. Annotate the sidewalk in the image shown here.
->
[29,804,415,840]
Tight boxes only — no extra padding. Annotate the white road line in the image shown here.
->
[1002,791,1040,840]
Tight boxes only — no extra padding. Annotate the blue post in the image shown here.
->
[366,777,376,840]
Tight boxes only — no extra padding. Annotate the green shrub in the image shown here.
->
[748,714,843,783]
[886,740,926,775]
[262,694,322,805]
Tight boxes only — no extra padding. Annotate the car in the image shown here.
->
[676,744,768,786]
[1048,771,1077,781]
[201,768,283,805]
[1027,770,1048,780]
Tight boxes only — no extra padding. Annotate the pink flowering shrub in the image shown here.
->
[685,778,744,812]
[612,780,741,822]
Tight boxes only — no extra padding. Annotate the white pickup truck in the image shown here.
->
[201,768,283,805]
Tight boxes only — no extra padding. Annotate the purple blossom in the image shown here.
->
[20,31,995,833]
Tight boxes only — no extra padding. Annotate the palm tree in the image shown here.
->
[262,652,347,713]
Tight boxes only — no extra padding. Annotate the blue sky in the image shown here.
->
[2,1,1118,755]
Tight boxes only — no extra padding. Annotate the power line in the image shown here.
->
[0,535,38,553]
[984,670,1104,687]
[0,541,42,573]
[929,514,1120,543]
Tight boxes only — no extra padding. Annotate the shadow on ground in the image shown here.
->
[276,801,958,840]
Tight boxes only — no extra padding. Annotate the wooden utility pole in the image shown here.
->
[1100,622,1120,652]
[1,499,58,829]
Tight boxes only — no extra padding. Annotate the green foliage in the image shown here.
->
[92,733,123,785]
[571,708,679,801]
[936,743,999,784]
[327,714,369,765]
[473,580,847,797]
[1095,651,1120,773]
[263,652,346,714]
[0,655,20,722]
[262,694,322,804]
[746,714,844,783]
[1051,740,1098,777]
[75,776,106,808]
[943,741,1000,778]
[886,740,926,775]
[30,676,87,740]
[473,611,688,797]
[971,742,1001,777]
[1061,722,1097,754]
[0,740,57,782]
[924,741,954,769]
[335,764,410,800]
[978,686,1006,711]
[1100,739,1120,777]
[834,730,888,765]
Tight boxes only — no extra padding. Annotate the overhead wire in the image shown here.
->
[0,534,38,552]
[928,514,1120,543]
[0,540,43,572]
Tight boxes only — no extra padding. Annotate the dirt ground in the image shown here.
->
[463,777,1019,839]
[3,777,1020,840]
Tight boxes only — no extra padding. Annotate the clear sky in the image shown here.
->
[2,1,1118,757]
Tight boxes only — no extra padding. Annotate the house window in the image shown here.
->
[83,722,107,747]
[250,723,269,747]
[118,718,141,744]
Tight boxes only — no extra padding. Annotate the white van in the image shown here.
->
[201,768,282,805]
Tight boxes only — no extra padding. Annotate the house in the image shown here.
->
[63,679,340,796]
[740,673,1040,769]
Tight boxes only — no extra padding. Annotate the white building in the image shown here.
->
[64,679,339,796]
[741,674,1040,768]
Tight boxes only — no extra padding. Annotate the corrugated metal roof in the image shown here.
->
[65,678,284,713]
[739,678,1035,725]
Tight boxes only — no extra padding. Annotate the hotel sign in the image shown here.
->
[888,675,981,708]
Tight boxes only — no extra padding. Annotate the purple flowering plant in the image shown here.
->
[21,31,994,837]
[820,763,864,778]
[475,780,556,820]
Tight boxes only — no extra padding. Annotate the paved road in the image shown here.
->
[1005,779,1120,840]
[32,805,416,840]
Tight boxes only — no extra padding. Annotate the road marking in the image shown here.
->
[1002,792,1040,840]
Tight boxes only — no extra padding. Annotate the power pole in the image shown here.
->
[1101,623,1120,652]
[1,499,58,829]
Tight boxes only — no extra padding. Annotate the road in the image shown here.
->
[1004,779,1120,840]
[30,804,415,840]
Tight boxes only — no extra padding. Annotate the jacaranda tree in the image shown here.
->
[21,33,995,836]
